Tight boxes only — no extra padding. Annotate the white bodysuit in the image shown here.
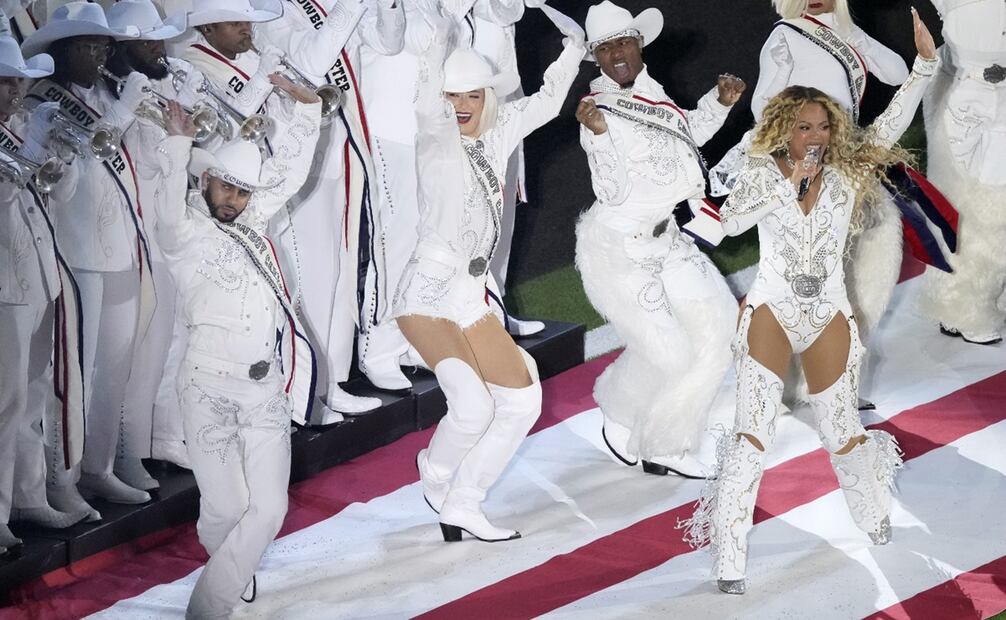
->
[722,56,940,353]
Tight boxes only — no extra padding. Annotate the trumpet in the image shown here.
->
[48,111,121,162]
[252,45,342,122]
[0,148,65,194]
[99,65,222,143]
[192,78,273,143]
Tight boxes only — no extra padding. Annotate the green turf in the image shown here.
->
[505,228,760,328]
[989,610,1006,620]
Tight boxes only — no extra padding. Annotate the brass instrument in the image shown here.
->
[99,65,221,143]
[49,111,121,162]
[0,147,65,194]
[251,45,342,122]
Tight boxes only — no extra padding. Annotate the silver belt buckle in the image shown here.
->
[248,360,270,381]
[468,257,488,277]
[983,64,1005,84]
[791,274,823,298]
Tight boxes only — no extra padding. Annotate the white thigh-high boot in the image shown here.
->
[809,320,902,544]
[417,358,495,514]
[440,348,542,543]
[681,310,784,595]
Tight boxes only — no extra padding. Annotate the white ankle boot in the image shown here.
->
[321,385,381,418]
[115,456,160,491]
[48,484,101,522]
[11,505,90,529]
[79,472,151,504]
[602,417,638,466]
[439,489,520,543]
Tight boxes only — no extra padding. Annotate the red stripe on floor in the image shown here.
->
[1,352,619,619]
[864,555,1006,620]
[416,370,1006,619]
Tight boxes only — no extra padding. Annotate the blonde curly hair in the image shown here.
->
[749,85,913,231]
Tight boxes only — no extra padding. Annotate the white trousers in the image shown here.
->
[179,359,291,620]
[52,269,139,485]
[576,210,736,459]
[121,261,181,458]
[152,304,188,448]
[0,301,54,521]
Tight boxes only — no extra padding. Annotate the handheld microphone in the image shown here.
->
[797,144,822,201]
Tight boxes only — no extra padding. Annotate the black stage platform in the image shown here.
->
[0,320,585,601]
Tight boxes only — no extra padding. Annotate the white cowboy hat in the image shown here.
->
[584,1,663,61]
[189,139,280,192]
[20,2,137,58]
[0,36,53,78]
[443,48,520,96]
[106,0,186,41]
[187,0,282,28]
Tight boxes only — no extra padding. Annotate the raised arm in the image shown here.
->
[357,0,405,56]
[751,28,794,121]
[245,98,323,226]
[257,0,366,77]
[471,0,523,26]
[494,39,584,155]
[720,156,794,236]
[686,87,734,146]
[150,127,197,258]
[869,10,939,149]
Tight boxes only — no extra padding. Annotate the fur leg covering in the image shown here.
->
[575,208,735,459]
[919,65,1006,338]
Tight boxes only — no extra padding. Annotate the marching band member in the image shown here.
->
[256,0,411,414]
[104,0,195,490]
[681,10,938,595]
[574,1,743,478]
[405,8,585,542]
[1,35,86,552]
[153,79,320,616]
[22,1,155,515]
[920,0,1006,345]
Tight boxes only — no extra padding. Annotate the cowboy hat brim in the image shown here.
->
[188,0,283,27]
[21,21,119,58]
[584,7,663,62]
[189,146,281,191]
[109,10,187,41]
[443,70,521,97]
[0,53,54,78]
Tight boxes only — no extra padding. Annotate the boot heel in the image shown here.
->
[642,460,669,476]
[440,523,463,542]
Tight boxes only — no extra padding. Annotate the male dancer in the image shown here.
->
[575,0,744,478]
[156,82,320,616]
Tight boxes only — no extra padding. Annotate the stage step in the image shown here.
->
[0,320,584,601]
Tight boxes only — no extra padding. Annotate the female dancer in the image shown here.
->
[712,0,913,409]
[681,9,937,595]
[395,11,585,543]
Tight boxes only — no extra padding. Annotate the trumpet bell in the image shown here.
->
[34,158,65,193]
[317,84,343,118]
[239,114,273,143]
[89,124,121,161]
[190,104,220,143]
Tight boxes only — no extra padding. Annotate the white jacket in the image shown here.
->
[151,101,321,365]
[580,67,731,234]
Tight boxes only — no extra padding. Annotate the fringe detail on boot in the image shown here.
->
[677,426,732,554]
[868,429,904,496]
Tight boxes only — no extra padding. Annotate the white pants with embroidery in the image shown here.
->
[179,358,291,620]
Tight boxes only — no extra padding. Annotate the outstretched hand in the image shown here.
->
[912,7,937,60]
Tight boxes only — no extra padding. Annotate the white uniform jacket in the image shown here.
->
[151,101,321,369]
[752,12,910,120]
[580,68,731,235]
[28,81,140,272]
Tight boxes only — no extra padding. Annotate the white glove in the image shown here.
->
[769,36,792,66]
[540,5,584,48]
[118,71,153,112]
[255,45,285,78]
[179,63,208,100]
[26,101,59,147]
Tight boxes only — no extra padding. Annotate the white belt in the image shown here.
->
[185,349,276,382]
